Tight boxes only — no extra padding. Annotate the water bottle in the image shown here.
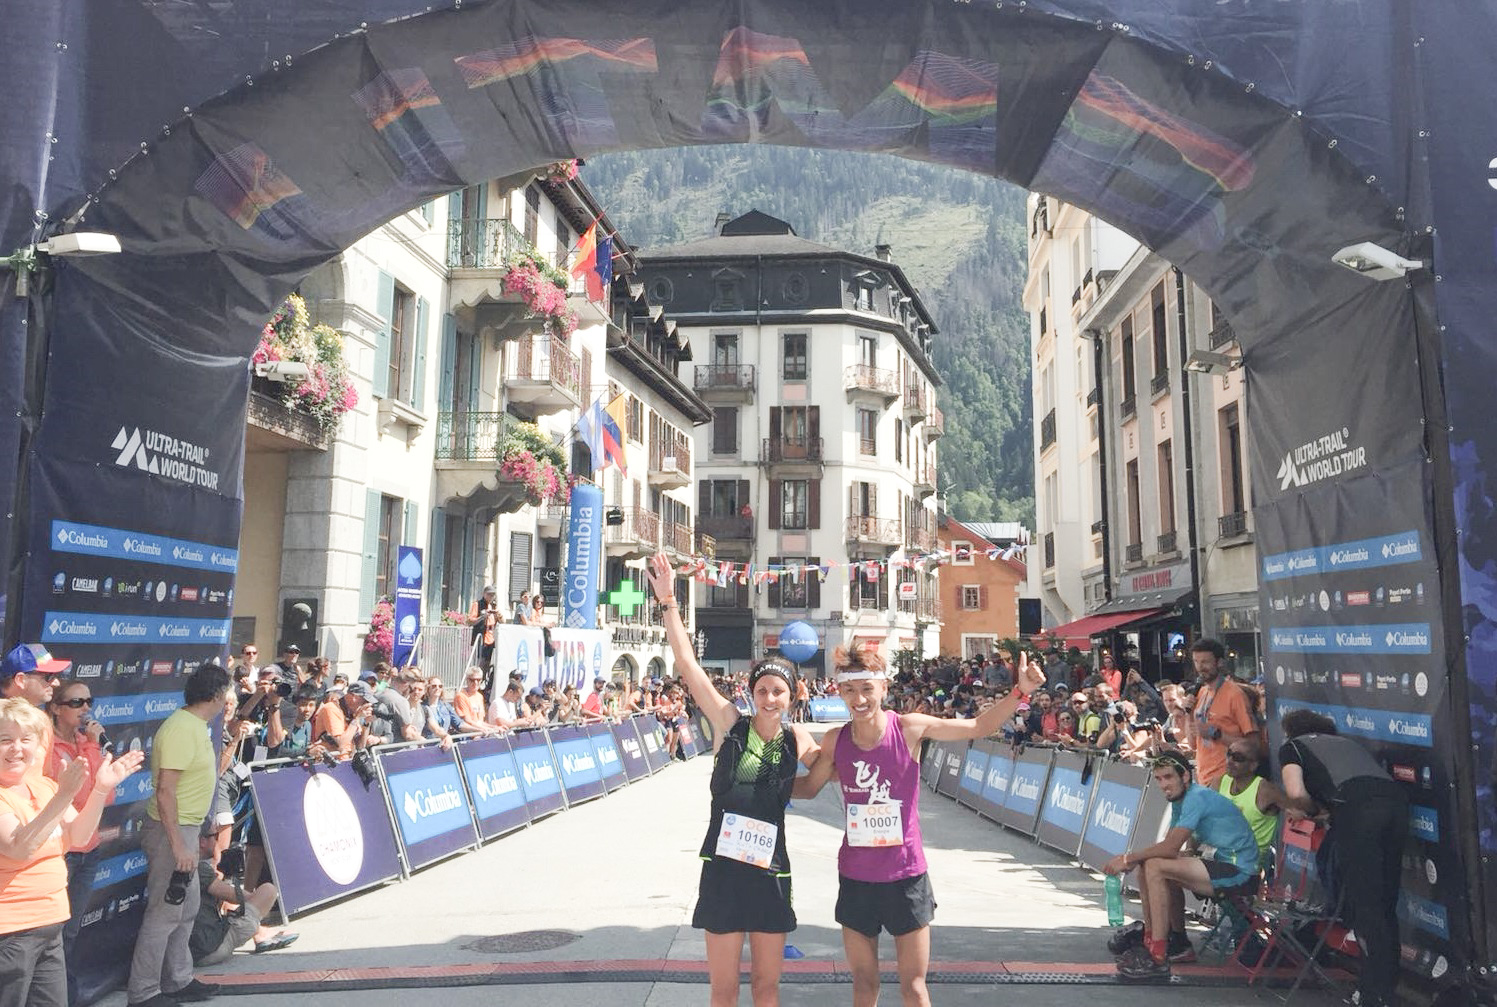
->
[1105,874,1124,927]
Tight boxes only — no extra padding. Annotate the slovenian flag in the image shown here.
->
[571,223,612,302]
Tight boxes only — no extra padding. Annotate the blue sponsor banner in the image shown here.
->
[51,520,239,573]
[393,546,422,667]
[678,720,701,759]
[550,725,605,803]
[510,732,565,817]
[40,611,230,646]
[455,736,530,840]
[809,697,850,722]
[562,483,603,630]
[1035,753,1095,857]
[587,723,625,784]
[1079,770,1148,869]
[610,718,651,782]
[957,745,988,805]
[250,760,403,918]
[113,770,154,805]
[1411,804,1440,842]
[1267,623,1432,655]
[92,849,149,888]
[980,751,1013,811]
[1261,530,1422,582]
[999,749,1052,836]
[1274,700,1434,749]
[1400,891,1451,940]
[92,692,182,727]
[379,745,479,870]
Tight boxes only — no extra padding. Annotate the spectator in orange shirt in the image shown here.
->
[44,682,113,1007]
[453,669,493,733]
[1099,654,1123,697]
[1189,639,1256,787]
[311,682,376,757]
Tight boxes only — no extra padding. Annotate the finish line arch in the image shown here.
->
[1,0,1494,1000]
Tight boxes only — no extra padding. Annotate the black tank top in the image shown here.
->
[698,717,799,874]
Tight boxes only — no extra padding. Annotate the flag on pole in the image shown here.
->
[601,393,628,474]
[576,393,628,475]
[571,222,610,301]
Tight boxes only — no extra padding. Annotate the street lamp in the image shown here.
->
[693,629,706,659]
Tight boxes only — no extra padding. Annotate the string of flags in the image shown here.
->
[670,542,1026,587]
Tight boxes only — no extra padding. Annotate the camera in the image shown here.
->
[275,679,292,699]
[217,843,246,879]
[165,869,192,906]
[350,748,379,788]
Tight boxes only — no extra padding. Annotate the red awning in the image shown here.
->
[1036,608,1166,652]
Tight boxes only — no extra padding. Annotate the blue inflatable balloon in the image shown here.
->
[778,621,819,664]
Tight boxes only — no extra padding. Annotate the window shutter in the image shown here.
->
[808,406,819,445]
[428,507,447,612]
[373,271,395,399]
[360,490,381,616]
[768,556,782,609]
[808,479,821,529]
[439,313,458,413]
[448,191,463,228]
[869,483,879,517]
[808,556,821,610]
[768,480,782,529]
[699,480,712,517]
[878,569,888,610]
[979,586,989,610]
[769,407,781,442]
[402,499,418,549]
[849,570,861,611]
[848,483,857,517]
[422,200,434,225]
[466,333,482,410]
[509,531,533,603]
[411,296,429,410]
[736,579,749,609]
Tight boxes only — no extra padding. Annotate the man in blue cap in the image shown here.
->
[0,642,70,706]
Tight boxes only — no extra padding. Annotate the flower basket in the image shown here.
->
[501,250,577,336]
[253,294,359,434]
[365,598,394,659]
[542,159,579,183]
[497,422,568,506]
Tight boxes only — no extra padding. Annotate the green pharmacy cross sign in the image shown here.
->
[608,580,648,617]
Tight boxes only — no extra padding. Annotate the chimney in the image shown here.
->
[714,212,731,234]
[874,243,893,262]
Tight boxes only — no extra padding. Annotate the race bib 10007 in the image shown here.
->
[716,812,778,869]
[845,802,903,847]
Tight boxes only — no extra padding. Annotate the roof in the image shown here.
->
[958,520,1029,547]
[643,231,843,259]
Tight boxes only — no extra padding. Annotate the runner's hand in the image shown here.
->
[645,552,675,603]
[1016,651,1046,695]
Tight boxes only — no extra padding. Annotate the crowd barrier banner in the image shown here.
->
[919,740,944,789]
[1130,776,1173,852]
[935,742,967,798]
[612,718,652,781]
[1078,761,1151,873]
[976,742,1014,822]
[809,697,850,722]
[454,735,531,841]
[639,719,672,774]
[377,744,480,873]
[550,724,606,805]
[678,719,702,760]
[250,760,402,919]
[509,730,566,819]
[695,711,716,752]
[998,746,1053,836]
[1035,750,1096,858]
[587,723,628,792]
[733,698,752,716]
[956,743,989,811]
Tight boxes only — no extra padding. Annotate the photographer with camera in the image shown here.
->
[188,832,296,965]
[265,688,322,760]
[312,681,378,758]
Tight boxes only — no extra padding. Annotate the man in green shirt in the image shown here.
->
[127,664,232,1007]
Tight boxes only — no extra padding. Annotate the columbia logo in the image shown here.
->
[111,427,156,473]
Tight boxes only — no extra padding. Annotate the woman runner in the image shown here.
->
[646,553,820,1007]
[796,642,1045,1007]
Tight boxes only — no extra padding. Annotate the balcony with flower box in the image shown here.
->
[448,218,576,345]
[434,412,565,515]
[693,364,756,402]
[604,506,660,560]
[247,377,329,452]
[504,332,583,418]
[843,364,900,406]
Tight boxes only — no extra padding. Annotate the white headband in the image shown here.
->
[836,669,888,684]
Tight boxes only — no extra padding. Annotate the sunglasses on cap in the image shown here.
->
[58,696,93,708]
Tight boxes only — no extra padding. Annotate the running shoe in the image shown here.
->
[1107,920,1145,955]
[1116,946,1172,982]
[1167,931,1197,963]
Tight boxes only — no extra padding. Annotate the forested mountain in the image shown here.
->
[583,145,1035,527]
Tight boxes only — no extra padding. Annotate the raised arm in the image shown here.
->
[645,552,737,736]
[792,725,840,798]
[908,652,1047,743]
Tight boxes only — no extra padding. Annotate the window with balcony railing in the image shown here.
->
[1219,511,1249,538]
[1126,542,1143,564]
[693,364,755,393]
[1043,532,1056,569]
[1040,409,1057,450]
[1209,319,1236,349]
[1121,395,1137,419]
[1157,530,1178,554]
[1151,370,1171,396]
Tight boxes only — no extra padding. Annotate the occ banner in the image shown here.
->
[392,546,422,667]
[549,724,605,804]
[251,761,402,918]
[611,718,652,781]
[587,723,627,792]
[678,720,701,759]
[1035,751,1096,857]
[378,745,479,871]
[510,730,566,818]
[455,735,530,840]
[1078,762,1150,873]
[999,747,1053,837]
[956,744,989,810]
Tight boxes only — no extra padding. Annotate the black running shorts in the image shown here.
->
[692,858,797,934]
[835,872,936,938]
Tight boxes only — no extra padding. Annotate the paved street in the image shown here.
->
[101,729,1339,1005]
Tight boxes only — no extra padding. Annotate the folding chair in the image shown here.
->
[1230,817,1351,1002]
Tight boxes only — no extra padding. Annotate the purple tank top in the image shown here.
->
[835,712,927,882]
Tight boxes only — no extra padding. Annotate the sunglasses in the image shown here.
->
[58,697,93,708]
[1226,751,1252,763]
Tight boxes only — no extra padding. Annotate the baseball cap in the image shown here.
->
[358,670,377,683]
[1,643,71,683]
[528,686,545,696]
[345,681,376,703]
[281,642,300,654]
[593,676,607,687]
[482,584,497,595]
[333,670,350,683]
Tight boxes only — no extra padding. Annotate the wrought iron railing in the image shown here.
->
[1151,370,1171,395]
[435,411,518,461]
[926,406,944,437]
[1209,319,1236,349]
[604,506,659,549]
[447,217,530,270]
[700,514,754,540]
[843,364,899,397]
[845,516,902,545]
[1125,542,1144,564]
[762,437,824,464]
[1121,395,1137,418]
[693,364,756,393]
[1040,408,1057,450]
[511,332,583,402]
[1086,386,1101,407]
[662,521,694,556]
[903,381,928,415]
[649,430,692,476]
[1219,511,1249,538]
[1157,529,1178,554]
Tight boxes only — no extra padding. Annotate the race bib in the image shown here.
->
[845,802,903,847]
[716,813,778,869]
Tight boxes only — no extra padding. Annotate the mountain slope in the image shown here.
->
[584,145,1034,525]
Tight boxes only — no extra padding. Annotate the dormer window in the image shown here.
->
[711,266,746,311]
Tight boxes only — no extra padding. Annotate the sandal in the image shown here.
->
[252,932,299,954]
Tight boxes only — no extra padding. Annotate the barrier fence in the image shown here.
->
[920,739,1174,881]
[247,715,695,921]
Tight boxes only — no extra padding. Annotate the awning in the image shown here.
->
[1038,609,1166,651]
